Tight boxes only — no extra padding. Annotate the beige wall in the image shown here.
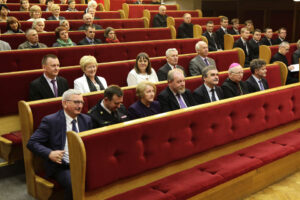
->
[164,0,202,10]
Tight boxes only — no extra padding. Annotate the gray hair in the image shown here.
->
[195,41,206,52]
[87,0,97,8]
[25,28,36,36]
[279,41,289,48]
[59,19,69,26]
[62,89,82,101]
[167,68,184,81]
[159,5,166,11]
[32,19,44,29]
[202,66,217,78]
[165,48,178,57]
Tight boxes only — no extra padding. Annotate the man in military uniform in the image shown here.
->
[88,85,129,128]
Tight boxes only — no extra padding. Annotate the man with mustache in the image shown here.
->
[29,54,69,100]
[158,68,195,112]
[27,89,93,200]
[193,66,224,104]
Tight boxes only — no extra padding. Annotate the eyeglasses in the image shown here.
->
[66,100,85,105]
[232,71,243,75]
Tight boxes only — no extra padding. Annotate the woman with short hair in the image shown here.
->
[128,81,161,119]
[28,5,45,21]
[20,0,30,11]
[127,52,159,86]
[32,18,46,32]
[74,55,107,93]
[52,26,76,47]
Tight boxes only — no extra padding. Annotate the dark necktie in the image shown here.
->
[90,40,94,44]
[176,94,187,108]
[237,82,243,95]
[211,89,217,102]
[243,42,249,55]
[268,39,272,46]
[50,79,58,97]
[258,80,265,90]
[204,58,209,66]
[71,119,78,133]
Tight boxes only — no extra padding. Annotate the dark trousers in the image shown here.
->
[52,164,72,200]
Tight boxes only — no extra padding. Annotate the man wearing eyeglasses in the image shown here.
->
[222,63,249,98]
[29,54,69,101]
[78,26,102,45]
[27,89,93,200]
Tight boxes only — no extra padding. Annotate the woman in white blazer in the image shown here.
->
[74,55,107,93]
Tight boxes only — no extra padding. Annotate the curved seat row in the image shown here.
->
[259,44,298,65]
[7,0,82,3]
[0,18,148,33]
[8,10,124,21]
[17,63,285,199]
[4,3,89,11]
[1,27,174,50]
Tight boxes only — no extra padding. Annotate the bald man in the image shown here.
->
[153,5,168,27]
[177,13,193,38]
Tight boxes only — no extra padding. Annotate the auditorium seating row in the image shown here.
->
[259,44,298,65]
[0,37,203,72]
[18,63,286,199]
[8,10,124,21]
[224,33,279,50]
[1,27,175,50]
[7,0,82,4]
[5,3,91,12]
[122,3,178,18]
[143,9,202,26]
[0,18,148,33]
[0,48,248,162]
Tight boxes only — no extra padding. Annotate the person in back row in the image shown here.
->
[78,13,102,30]
[158,68,195,112]
[273,27,287,45]
[128,81,161,120]
[29,54,69,100]
[246,59,269,93]
[88,85,129,128]
[78,26,102,45]
[153,5,167,27]
[74,55,107,93]
[202,21,221,51]
[157,48,185,81]
[53,26,76,47]
[215,16,228,50]
[228,18,239,35]
[261,28,274,46]
[177,13,193,39]
[47,4,66,21]
[222,63,248,98]
[248,29,262,59]
[189,41,216,76]
[18,28,47,49]
[233,27,252,67]
[4,17,24,34]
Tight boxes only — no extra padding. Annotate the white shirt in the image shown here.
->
[43,73,57,96]
[27,18,46,21]
[204,83,219,101]
[62,111,79,163]
[127,68,159,86]
[170,88,187,108]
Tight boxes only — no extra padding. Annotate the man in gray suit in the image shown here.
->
[189,41,216,76]
[18,29,47,49]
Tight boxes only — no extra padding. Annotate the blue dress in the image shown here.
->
[128,100,161,120]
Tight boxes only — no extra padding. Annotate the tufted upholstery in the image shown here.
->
[1,28,172,50]
[0,18,146,33]
[5,3,86,11]
[9,11,121,21]
[78,84,300,194]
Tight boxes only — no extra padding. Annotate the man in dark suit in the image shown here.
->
[233,27,252,67]
[133,0,143,4]
[152,5,168,27]
[47,4,66,20]
[293,40,300,64]
[78,26,102,45]
[29,54,69,101]
[193,66,224,104]
[228,18,240,35]
[246,59,269,93]
[271,42,298,84]
[157,48,186,81]
[261,28,274,46]
[248,29,262,59]
[27,89,93,200]
[273,27,287,45]
[202,21,220,51]
[158,68,195,112]
[189,41,216,76]
[177,13,193,38]
[88,85,129,128]
[215,16,229,50]
[222,63,249,98]
[78,13,102,30]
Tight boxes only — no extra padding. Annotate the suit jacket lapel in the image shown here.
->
[201,85,211,103]
[167,87,180,108]
[57,110,67,148]
[40,75,55,97]
[250,76,261,91]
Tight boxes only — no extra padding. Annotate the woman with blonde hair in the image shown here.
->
[28,5,45,21]
[128,81,161,119]
[74,55,107,93]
